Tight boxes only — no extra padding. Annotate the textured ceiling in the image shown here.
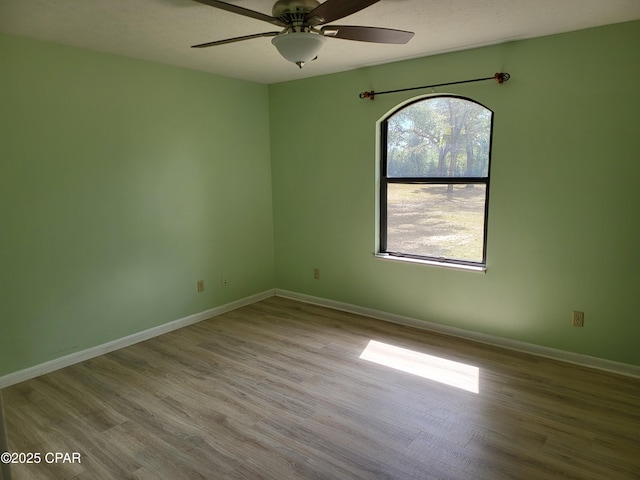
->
[1,0,639,84]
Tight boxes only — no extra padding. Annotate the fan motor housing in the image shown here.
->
[272,0,320,18]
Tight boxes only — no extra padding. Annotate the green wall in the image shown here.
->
[270,21,640,366]
[0,34,275,376]
[2,21,639,378]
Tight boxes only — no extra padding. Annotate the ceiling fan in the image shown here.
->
[191,0,414,68]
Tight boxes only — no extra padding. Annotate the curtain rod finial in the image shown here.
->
[495,72,510,84]
[359,91,375,100]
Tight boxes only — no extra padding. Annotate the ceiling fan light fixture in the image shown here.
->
[271,32,326,68]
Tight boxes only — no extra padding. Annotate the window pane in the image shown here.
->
[386,183,486,262]
[386,97,491,178]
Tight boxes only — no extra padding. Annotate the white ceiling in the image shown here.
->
[1,0,639,84]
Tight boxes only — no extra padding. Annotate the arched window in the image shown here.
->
[378,95,493,269]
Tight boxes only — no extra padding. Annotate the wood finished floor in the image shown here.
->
[3,296,640,480]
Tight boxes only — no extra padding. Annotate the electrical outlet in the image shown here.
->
[222,275,229,287]
[572,311,584,327]
[314,268,320,280]
[197,280,205,293]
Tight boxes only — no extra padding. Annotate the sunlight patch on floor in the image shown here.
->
[359,340,479,393]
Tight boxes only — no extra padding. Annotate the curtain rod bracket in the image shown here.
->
[359,72,510,100]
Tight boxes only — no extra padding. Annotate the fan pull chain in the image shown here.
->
[359,72,510,100]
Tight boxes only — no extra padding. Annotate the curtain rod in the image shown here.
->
[359,72,510,100]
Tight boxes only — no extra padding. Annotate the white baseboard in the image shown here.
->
[0,289,275,389]
[275,289,640,379]
[3,287,637,389]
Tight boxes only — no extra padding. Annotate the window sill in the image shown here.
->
[374,253,486,273]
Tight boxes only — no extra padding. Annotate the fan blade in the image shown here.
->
[192,0,286,27]
[306,0,380,26]
[321,25,414,44]
[192,32,280,48]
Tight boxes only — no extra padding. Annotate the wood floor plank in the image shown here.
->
[3,296,639,479]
